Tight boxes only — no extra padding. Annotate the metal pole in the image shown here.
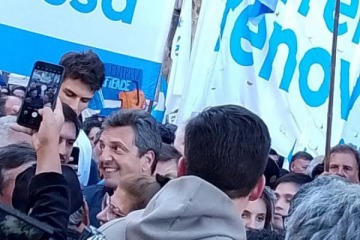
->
[325,0,341,171]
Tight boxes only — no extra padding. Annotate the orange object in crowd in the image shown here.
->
[119,89,146,109]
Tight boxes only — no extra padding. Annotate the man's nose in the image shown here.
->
[275,200,284,211]
[337,168,346,177]
[67,99,80,116]
[99,146,112,163]
[58,141,67,157]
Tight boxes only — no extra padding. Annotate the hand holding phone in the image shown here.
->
[17,61,64,130]
[12,99,64,174]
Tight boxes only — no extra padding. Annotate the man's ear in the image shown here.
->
[177,157,187,177]
[290,161,294,172]
[141,150,155,173]
[249,175,265,201]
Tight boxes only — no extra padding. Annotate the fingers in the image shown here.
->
[38,98,64,127]
[38,106,53,118]
[10,123,35,135]
[41,98,65,125]
[11,105,20,114]
[54,98,63,116]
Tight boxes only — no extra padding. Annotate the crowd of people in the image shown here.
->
[0,50,359,240]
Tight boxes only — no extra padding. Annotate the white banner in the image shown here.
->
[0,0,175,62]
[171,0,360,157]
[0,0,176,103]
[165,0,193,117]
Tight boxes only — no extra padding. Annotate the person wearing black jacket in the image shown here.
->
[12,99,70,239]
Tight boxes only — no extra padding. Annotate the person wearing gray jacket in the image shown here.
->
[90,104,271,240]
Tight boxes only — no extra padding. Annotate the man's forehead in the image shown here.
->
[330,152,357,164]
[294,158,310,163]
[276,182,299,194]
[101,126,135,143]
[60,122,77,140]
[61,78,94,98]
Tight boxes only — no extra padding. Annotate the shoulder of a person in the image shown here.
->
[83,184,105,198]
[97,218,127,240]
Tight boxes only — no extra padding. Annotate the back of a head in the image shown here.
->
[0,142,36,168]
[158,143,181,164]
[247,229,284,240]
[288,175,350,215]
[274,173,313,189]
[60,51,105,92]
[185,105,271,198]
[285,176,360,240]
[0,143,36,194]
[0,116,32,147]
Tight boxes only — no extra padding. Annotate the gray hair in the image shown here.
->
[0,143,36,194]
[285,176,360,240]
[0,116,32,147]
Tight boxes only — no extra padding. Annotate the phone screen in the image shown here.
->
[17,61,64,129]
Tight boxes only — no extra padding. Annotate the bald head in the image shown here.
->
[0,116,32,147]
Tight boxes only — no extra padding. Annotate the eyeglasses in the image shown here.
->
[101,193,125,222]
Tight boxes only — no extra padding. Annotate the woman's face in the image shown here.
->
[241,198,267,230]
[96,188,133,225]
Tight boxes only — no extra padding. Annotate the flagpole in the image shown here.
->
[325,0,341,171]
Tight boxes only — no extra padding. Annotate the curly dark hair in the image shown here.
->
[59,50,105,91]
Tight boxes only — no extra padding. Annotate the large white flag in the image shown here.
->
[172,0,360,158]
[165,0,193,121]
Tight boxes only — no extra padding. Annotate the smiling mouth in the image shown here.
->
[103,167,119,173]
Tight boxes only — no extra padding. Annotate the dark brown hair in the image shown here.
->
[158,143,181,164]
[60,50,105,92]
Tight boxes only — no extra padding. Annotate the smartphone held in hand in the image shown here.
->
[17,61,65,130]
